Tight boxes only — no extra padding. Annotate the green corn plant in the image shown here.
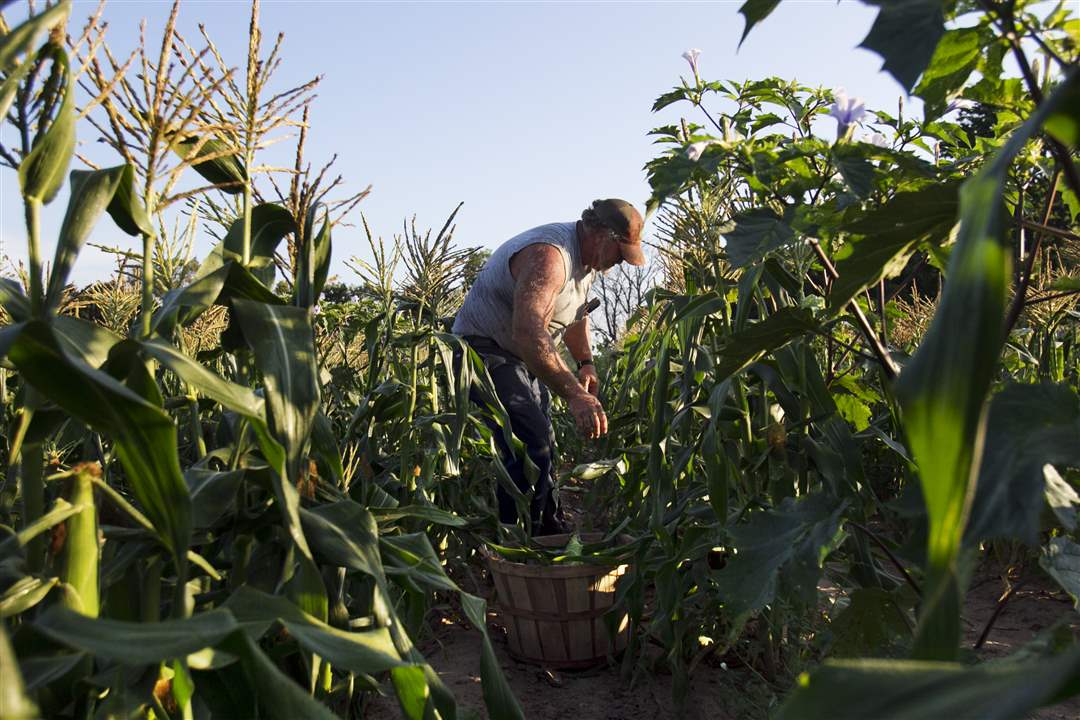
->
[57,462,101,617]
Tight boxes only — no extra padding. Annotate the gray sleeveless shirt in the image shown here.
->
[452,221,596,354]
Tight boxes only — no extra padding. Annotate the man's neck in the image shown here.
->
[576,220,597,271]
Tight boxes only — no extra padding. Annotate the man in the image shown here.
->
[453,198,646,535]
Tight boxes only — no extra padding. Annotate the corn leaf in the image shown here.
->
[777,651,1080,720]
[0,577,59,618]
[171,135,246,193]
[7,322,191,560]
[46,165,148,312]
[18,46,74,205]
[294,203,331,308]
[0,2,69,72]
[0,625,37,720]
[896,70,1080,660]
[231,299,319,485]
[223,586,405,673]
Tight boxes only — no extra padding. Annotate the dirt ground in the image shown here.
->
[963,568,1080,720]
[360,559,1080,720]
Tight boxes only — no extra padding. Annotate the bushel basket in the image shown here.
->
[484,533,630,668]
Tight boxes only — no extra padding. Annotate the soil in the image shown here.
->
[359,559,1080,720]
[364,479,1080,719]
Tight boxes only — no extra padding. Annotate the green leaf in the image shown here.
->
[714,494,846,618]
[370,505,467,528]
[0,2,70,122]
[223,586,405,674]
[966,383,1080,545]
[391,665,430,720]
[896,71,1080,660]
[8,322,191,560]
[777,650,1080,720]
[34,605,240,664]
[186,468,245,529]
[0,3,69,72]
[714,307,817,380]
[1044,466,1080,533]
[139,338,263,418]
[294,204,331,308]
[914,28,983,121]
[461,593,526,720]
[833,394,872,432]
[832,144,876,199]
[213,204,297,286]
[0,497,82,560]
[738,0,781,46]
[215,632,339,720]
[171,134,246,193]
[651,87,690,113]
[858,0,947,92]
[18,46,74,205]
[1040,537,1080,610]
[231,299,319,483]
[53,316,121,369]
[0,576,59,618]
[722,208,796,268]
[46,165,147,311]
[828,182,960,314]
[0,625,38,720]
[0,278,30,321]
[829,587,911,658]
[153,261,283,337]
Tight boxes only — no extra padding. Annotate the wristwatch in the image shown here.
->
[577,359,594,370]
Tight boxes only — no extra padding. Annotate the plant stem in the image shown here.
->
[848,520,922,597]
[807,238,899,380]
[140,232,155,338]
[1004,169,1060,335]
[25,198,43,316]
[973,574,1028,650]
[22,441,45,573]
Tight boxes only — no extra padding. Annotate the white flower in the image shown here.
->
[867,132,888,147]
[828,87,867,132]
[945,98,976,114]
[685,140,711,161]
[682,48,701,79]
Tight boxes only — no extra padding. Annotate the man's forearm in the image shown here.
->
[563,318,592,364]
[515,327,587,401]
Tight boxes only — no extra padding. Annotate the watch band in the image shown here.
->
[577,359,594,370]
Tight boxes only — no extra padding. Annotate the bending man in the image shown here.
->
[453,198,646,535]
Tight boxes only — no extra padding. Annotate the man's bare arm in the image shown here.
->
[509,244,585,401]
[563,317,592,365]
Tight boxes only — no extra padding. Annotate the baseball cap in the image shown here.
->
[592,198,646,266]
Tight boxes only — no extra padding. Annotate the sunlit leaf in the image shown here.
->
[858,0,947,92]
[777,650,1080,720]
[896,71,1080,660]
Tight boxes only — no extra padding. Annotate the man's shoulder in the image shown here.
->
[509,221,575,244]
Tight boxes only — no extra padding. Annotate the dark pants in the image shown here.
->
[459,336,561,532]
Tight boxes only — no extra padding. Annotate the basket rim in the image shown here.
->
[481,532,632,579]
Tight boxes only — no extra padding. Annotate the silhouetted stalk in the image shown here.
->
[1004,169,1061,335]
[24,199,42,316]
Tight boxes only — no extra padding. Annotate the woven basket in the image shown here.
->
[484,533,630,668]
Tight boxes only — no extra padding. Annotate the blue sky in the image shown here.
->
[1,0,913,286]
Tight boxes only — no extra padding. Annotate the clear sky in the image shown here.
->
[1,0,914,286]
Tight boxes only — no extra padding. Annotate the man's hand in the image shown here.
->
[578,364,599,397]
[569,392,607,439]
